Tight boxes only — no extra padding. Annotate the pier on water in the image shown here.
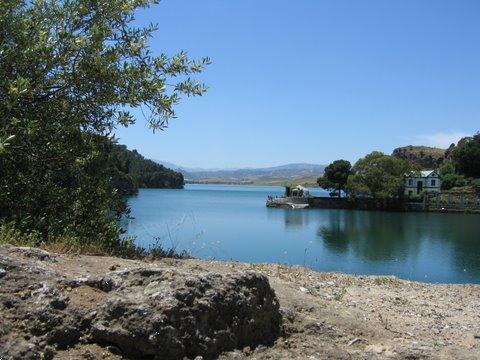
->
[266,185,310,209]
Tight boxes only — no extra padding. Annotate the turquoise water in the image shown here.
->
[123,184,480,284]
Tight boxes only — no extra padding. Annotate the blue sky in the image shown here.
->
[115,0,480,168]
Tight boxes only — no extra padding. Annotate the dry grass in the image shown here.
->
[0,223,190,260]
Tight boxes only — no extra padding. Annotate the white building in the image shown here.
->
[405,170,442,196]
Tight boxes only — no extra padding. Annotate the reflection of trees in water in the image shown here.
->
[317,211,421,262]
[283,209,310,229]
[439,215,480,278]
[317,211,349,253]
[315,211,480,277]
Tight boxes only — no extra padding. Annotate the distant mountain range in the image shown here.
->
[154,161,326,184]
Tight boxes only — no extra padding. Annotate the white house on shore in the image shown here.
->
[405,170,442,196]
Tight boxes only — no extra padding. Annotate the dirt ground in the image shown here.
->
[48,253,480,359]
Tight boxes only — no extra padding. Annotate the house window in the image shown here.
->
[408,179,413,186]
[408,190,413,196]
[431,179,436,187]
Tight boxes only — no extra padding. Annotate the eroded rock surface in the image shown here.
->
[0,245,281,359]
[3,245,479,359]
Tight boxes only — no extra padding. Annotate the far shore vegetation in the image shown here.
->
[317,133,480,200]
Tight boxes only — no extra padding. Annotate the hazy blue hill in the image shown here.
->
[154,161,326,183]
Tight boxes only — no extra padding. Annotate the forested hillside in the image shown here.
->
[112,145,184,196]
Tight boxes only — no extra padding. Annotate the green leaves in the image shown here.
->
[317,160,353,197]
[8,77,30,97]
[0,0,209,245]
[1,0,210,131]
[175,78,208,96]
[452,133,480,178]
[346,152,410,199]
[0,135,15,155]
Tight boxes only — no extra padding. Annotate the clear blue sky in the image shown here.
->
[115,0,480,168]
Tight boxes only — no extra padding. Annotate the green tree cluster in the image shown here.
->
[441,173,466,191]
[320,133,480,197]
[347,152,410,199]
[436,133,480,191]
[0,0,209,247]
[320,152,410,200]
[318,151,410,199]
[438,162,465,191]
[452,133,480,179]
[317,160,353,198]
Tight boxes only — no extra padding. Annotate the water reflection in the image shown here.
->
[316,211,423,262]
[126,186,480,284]
[282,209,310,229]
[278,208,480,281]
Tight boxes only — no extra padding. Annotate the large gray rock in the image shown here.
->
[0,246,281,359]
[89,268,281,359]
[0,248,84,360]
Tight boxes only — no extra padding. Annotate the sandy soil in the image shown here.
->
[49,253,480,359]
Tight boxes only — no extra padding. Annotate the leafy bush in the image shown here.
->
[441,173,466,191]
[453,133,480,178]
[0,0,208,248]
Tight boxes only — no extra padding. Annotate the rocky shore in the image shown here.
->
[1,245,479,359]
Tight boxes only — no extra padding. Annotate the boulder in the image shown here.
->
[0,246,281,359]
[0,248,85,359]
[89,268,281,359]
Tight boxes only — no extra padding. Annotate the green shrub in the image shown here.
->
[441,173,466,191]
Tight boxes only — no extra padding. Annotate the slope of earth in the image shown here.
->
[392,146,446,169]
[1,245,479,359]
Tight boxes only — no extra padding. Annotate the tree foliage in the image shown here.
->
[0,0,209,246]
[441,173,466,191]
[317,160,352,197]
[453,133,480,178]
[346,152,410,199]
[438,161,455,176]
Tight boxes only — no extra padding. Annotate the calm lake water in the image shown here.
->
[123,184,480,284]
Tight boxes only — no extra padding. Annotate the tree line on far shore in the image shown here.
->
[317,133,480,200]
[112,144,184,197]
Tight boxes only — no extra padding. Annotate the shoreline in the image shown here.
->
[1,245,479,359]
